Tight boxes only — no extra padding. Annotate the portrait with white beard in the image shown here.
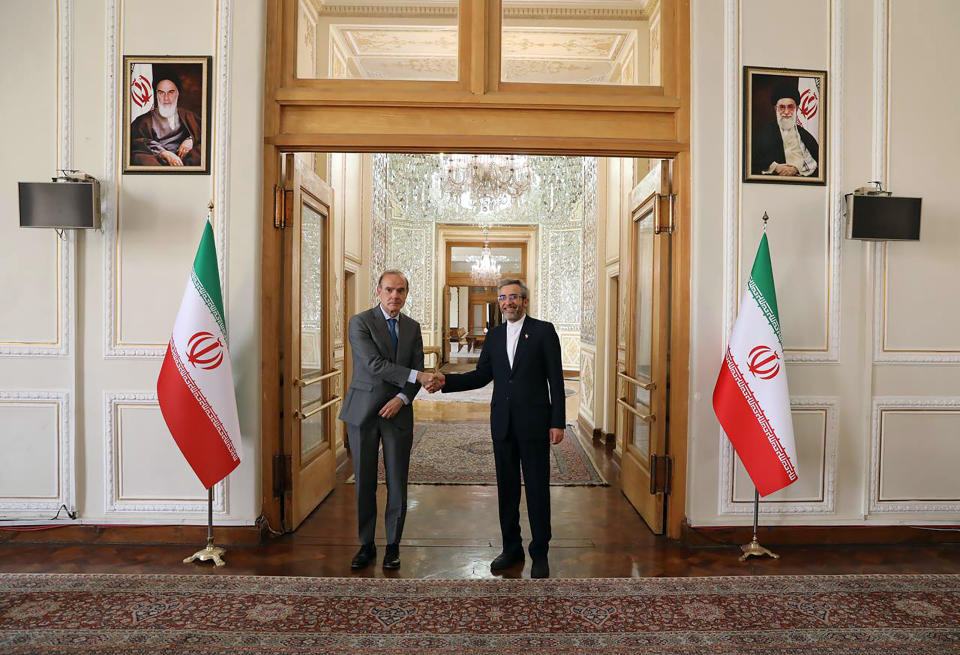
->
[743,67,827,185]
[124,57,211,174]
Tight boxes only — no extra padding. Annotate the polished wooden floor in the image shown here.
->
[2,390,959,578]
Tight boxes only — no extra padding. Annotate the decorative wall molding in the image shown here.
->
[559,332,581,371]
[581,158,598,345]
[722,0,842,364]
[869,396,960,514]
[214,0,233,323]
[0,390,75,515]
[720,0,739,345]
[719,396,839,515]
[870,1,960,363]
[579,344,596,424]
[385,220,433,328]
[103,392,226,515]
[370,153,388,305]
[1,0,74,358]
[103,0,232,359]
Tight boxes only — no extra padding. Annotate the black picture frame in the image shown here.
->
[743,66,827,185]
[123,55,212,174]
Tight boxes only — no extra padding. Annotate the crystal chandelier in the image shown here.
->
[436,154,535,213]
[469,229,504,285]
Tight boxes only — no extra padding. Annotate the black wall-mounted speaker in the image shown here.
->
[845,193,921,241]
[18,180,101,230]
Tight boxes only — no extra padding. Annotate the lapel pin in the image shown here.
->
[524,334,529,339]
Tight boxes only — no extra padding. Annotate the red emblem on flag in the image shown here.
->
[187,331,224,370]
[131,75,152,108]
[799,88,818,121]
[747,345,780,380]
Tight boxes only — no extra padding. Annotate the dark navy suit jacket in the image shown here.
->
[442,316,565,441]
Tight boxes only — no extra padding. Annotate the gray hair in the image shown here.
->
[377,269,409,289]
[498,278,528,298]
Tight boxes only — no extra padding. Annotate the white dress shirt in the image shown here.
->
[506,315,526,369]
[378,304,419,405]
[766,125,818,176]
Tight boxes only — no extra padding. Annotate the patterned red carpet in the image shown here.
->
[2,573,959,653]
[364,423,606,486]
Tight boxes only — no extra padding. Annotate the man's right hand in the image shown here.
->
[416,371,445,393]
[158,150,184,166]
[773,163,799,176]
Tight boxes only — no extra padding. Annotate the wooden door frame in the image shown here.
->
[261,0,691,539]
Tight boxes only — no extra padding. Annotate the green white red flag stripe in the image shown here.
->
[157,220,241,489]
[713,231,798,496]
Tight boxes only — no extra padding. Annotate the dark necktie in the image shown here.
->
[387,317,399,356]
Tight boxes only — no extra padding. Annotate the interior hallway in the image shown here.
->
[2,393,959,579]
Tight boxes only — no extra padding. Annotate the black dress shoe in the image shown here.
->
[490,549,525,571]
[383,544,401,569]
[530,558,549,579]
[350,543,376,570]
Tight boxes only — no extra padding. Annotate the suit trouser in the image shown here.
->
[492,426,552,558]
[347,418,413,546]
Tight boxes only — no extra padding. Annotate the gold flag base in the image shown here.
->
[739,536,779,561]
[184,541,226,567]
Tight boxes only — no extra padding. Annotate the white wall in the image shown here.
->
[0,0,264,524]
[689,0,960,525]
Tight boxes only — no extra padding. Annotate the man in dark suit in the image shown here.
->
[438,279,566,578]
[751,82,819,177]
[338,270,441,571]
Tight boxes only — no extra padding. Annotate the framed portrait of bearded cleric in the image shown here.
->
[123,56,212,174]
[743,66,827,185]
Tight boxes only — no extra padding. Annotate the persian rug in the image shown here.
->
[2,573,958,654]
[351,423,607,486]
[415,381,576,404]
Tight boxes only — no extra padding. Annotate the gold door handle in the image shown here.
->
[294,369,341,387]
[617,371,656,391]
[617,398,654,423]
[293,395,342,420]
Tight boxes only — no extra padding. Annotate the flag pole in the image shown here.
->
[739,212,780,561]
[184,486,227,567]
[182,200,227,567]
[740,487,779,560]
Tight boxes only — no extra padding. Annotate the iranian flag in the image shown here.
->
[713,231,798,496]
[157,220,241,489]
[796,77,820,144]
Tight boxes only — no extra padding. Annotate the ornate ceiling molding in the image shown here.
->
[313,4,648,20]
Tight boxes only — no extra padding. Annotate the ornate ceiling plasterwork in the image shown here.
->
[329,24,638,83]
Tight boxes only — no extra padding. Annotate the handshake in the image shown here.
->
[416,371,446,393]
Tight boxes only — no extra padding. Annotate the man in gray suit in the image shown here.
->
[338,270,441,570]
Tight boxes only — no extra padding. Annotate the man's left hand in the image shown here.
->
[379,397,404,419]
[549,428,565,445]
[177,137,194,159]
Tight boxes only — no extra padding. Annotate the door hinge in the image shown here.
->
[650,454,672,495]
[654,193,677,235]
[272,454,292,496]
[273,186,292,229]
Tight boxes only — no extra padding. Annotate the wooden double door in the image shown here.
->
[618,162,674,534]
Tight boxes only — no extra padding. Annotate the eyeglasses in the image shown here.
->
[497,294,524,302]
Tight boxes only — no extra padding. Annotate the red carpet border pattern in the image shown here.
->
[365,423,607,486]
[2,573,959,653]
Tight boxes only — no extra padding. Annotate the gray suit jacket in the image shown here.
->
[338,306,424,430]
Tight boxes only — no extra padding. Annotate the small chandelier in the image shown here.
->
[437,154,535,213]
[469,229,503,285]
